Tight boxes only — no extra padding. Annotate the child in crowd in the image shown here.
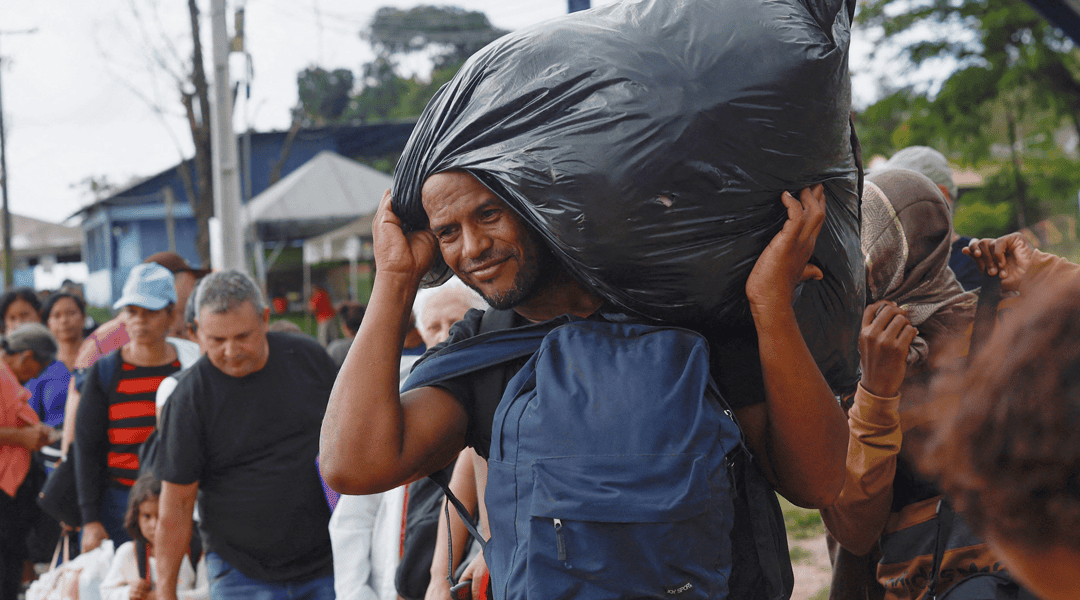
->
[100,473,206,600]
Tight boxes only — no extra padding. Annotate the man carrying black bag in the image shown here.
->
[320,173,847,600]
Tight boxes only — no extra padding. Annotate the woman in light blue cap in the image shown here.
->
[73,263,185,552]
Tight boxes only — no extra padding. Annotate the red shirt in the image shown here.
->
[310,289,335,324]
[0,361,34,497]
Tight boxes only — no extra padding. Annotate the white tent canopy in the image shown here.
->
[244,150,392,241]
[302,215,375,265]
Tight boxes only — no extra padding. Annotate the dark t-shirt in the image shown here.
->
[156,332,336,583]
[417,309,526,459]
[415,308,761,459]
[950,236,982,291]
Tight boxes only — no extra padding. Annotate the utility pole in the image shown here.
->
[209,0,245,273]
[569,0,591,12]
[0,28,37,290]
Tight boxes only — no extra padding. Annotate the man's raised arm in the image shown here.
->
[320,190,468,495]
[740,185,848,509]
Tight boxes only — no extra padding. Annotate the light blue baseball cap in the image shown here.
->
[113,263,177,311]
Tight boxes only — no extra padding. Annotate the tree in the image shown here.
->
[859,0,1080,131]
[365,5,507,70]
[297,67,356,125]
[856,0,1080,230]
[96,0,215,267]
[183,0,214,268]
[353,5,506,122]
[292,5,504,129]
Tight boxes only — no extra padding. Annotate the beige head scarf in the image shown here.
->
[862,169,977,365]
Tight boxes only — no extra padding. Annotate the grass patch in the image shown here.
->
[789,545,813,564]
[270,312,317,337]
[778,494,825,540]
[809,585,830,600]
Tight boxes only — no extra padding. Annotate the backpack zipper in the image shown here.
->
[553,518,567,562]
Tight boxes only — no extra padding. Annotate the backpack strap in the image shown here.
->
[92,349,124,397]
[926,498,954,600]
[135,538,149,581]
[429,468,487,552]
[927,275,1003,598]
[402,313,562,393]
[414,309,538,586]
[968,274,1002,364]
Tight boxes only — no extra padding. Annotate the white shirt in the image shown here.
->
[98,541,207,600]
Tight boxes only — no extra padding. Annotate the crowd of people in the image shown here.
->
[0,249,489,600]
[2,144,1080,600]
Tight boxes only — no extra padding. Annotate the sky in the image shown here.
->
[0,0,905,231]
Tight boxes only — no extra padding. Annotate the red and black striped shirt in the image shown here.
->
[105,360,180,486]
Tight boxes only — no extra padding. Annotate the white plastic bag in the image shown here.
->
[27,537,115,600]
[77,539,115,600]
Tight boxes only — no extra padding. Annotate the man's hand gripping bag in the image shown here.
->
[392,0,864,396]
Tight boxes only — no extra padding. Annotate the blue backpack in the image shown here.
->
[406,316,744,600]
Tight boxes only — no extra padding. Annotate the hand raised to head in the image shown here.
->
[858,300,917,398]
[746,185,827,315]
[372,189,440,284]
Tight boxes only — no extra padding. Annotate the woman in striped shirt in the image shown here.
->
[75,263,183,553]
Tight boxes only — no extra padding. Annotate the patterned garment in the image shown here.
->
[105,359,180,486]
[861,170,977,366]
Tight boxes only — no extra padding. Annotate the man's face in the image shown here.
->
[422,172,553,310]
[419,296,475,348]
[196,301,271,378]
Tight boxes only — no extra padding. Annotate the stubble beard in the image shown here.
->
[464,236,557,311]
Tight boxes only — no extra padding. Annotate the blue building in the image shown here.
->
[75,122,414,307]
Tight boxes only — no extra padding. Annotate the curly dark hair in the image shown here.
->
[124,472,162,545]
[41,291,86,321]
[0,287,42,333]
[921,279,1080,552]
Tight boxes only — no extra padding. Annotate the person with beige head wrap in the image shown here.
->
[821,168,1001,600]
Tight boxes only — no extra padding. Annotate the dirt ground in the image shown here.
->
[788,530,832,600]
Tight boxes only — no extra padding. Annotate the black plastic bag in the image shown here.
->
[392,0,863,394]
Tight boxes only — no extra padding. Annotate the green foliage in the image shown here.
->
[366,5,507,69]
[856,89,938,159]
[954,152,1080,232]
[778,495,826,540]
[953,199,1012,238]
[358,154,398,175]
[270,313,317,337]
[297,67,355,125]
[788,546,813,564]
[86,305,113,323]
[354,56,411,123]
[297,6,501,126]
[854,0,1080,230]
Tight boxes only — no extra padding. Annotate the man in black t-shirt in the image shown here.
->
[320,172,850,598]
[154,271,337,600]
